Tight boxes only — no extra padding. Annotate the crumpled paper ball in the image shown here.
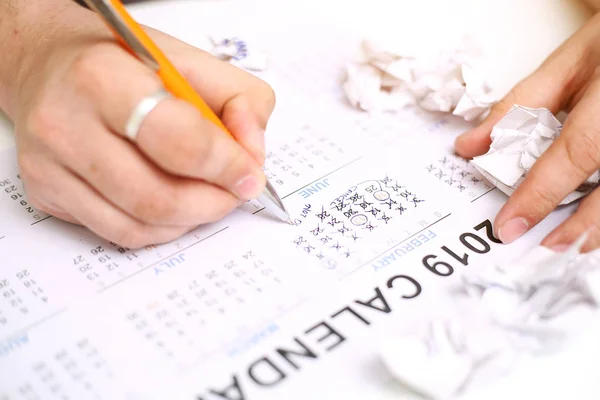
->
[342,36,497,121]
[470,105,600,205]
[378,234,600,400]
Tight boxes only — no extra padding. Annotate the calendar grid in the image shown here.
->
[281,157,364,200]
[251,157,364,217]
[99,227,231,293]
[471,187,497,203]
[30,216,52,226]
[341,212,452,279]
[0,307,67,345]
[178,296,309,376]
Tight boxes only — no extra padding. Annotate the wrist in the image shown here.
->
[0,0,84,119]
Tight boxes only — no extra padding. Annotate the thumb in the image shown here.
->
[452,22,598,160]
[149,29,276,164]
[454,71,566,159]
[182,57,275,166]
[221,93,272,165]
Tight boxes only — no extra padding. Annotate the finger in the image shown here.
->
[18,156,81,225]
[30,196,81,225]
[188,73,275,165]
[149,32,276,163]
[59,169,196,248]
[133,98,266,198]
[541,187,600,253]
[454,73,565,159]
[220,94,268,164]
[151,31,276,126]
[20,154,193,248]
[74,44,267,198]
[492,76,600,245]
[454,27,593,159]
[37,112,242,226]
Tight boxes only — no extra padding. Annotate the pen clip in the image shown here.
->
[82,0,159,71]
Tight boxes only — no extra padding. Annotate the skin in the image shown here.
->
[585,0,600,10]
[3,0,600,251]
[0,0,276,248]
[455,2,600,252]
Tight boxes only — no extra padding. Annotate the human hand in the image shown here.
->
[4,2,275,248]
[584,0,600,12]
[454,13,600,252]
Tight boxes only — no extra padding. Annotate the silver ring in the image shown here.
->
[124,89,171,141]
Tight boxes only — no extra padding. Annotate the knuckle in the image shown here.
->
[168,138,200,173]
[25,101,63,146]
[70,45,107,80]
[564,129,600,178]
[195,134,223,179]
[132,191,178,224]
[69,44,117,95]
[70,47,104,86]
[255,80,276,110]
[530,184,560,217]
[249,79,276,118]
[218,152,252,186]
[164,112,210,174]
[17,152,44,187]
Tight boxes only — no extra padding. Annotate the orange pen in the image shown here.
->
[82,0,290,223]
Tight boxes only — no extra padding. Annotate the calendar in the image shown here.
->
[281,149,450,276]
[0,151,50,237]
[0,4,579,400]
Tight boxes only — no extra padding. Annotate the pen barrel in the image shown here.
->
[157,66,230,133]
[107,0,233,137]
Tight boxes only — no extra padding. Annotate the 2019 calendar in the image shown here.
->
[0,6,577,400]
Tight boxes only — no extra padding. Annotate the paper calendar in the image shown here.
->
[0,3,579,400]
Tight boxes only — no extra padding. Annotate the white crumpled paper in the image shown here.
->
[471,105,600,205]
[342,37,497,121]
[208,35,268,71]
[379,234,600,400]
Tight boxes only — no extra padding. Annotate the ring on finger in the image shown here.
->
[124,88,171,141]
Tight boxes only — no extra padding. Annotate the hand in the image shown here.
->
[454,13,600,252]
[5,3,275,248]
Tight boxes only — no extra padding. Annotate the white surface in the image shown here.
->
[126,3,599,399]
[0,0,593,151]
[381,235,600,400]
[0,1,598,400]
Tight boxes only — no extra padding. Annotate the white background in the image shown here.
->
[0,0,593,148]
[0,1,598,398]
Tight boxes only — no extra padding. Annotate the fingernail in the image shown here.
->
[454,131,472,154]
[234,173,264,200]
[455,129,472,143]
[549,243,570,252]
[498,217,529,244]
[460,129,473,138]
